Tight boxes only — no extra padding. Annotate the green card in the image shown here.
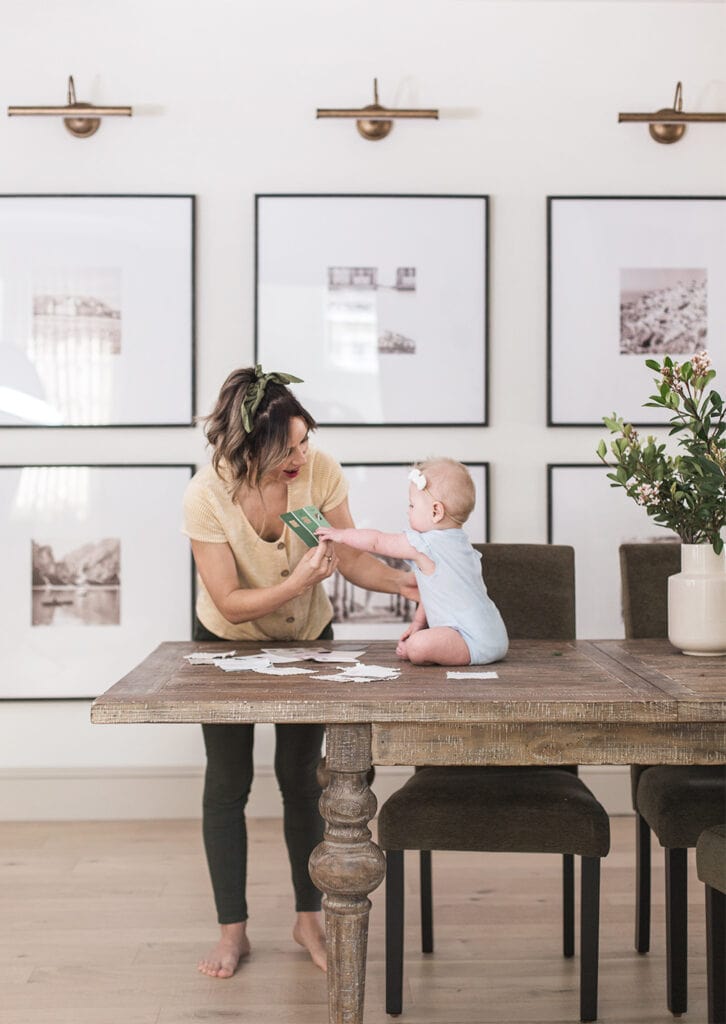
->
[280,506,331,547]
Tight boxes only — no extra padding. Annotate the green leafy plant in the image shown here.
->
[597,352,726,554]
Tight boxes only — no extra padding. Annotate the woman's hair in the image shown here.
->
[418,457,476,524]
[204,367,316,493]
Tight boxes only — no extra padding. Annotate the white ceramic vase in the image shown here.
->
[668,543,726,656]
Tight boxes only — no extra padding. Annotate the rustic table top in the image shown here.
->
[90,638,726,727]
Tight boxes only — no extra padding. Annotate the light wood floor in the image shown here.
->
[0,815,711,1023]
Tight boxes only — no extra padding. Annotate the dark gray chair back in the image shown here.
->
[619,542,681,639]
[473,543,575,640]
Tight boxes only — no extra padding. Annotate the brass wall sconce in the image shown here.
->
[619,81,726,144]
[8,76,132,138]
[317,78,438,141]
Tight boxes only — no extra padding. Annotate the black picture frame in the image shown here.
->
[547,195,725,427]
[0,463,195,700]
[0,194,196,428]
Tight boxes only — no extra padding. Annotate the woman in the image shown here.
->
[182,365,417,979]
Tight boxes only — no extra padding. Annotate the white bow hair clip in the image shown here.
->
[408,467,427,491]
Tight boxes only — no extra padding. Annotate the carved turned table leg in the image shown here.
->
[309,723,385,1024]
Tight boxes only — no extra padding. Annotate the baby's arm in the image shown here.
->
[316,526,419,562]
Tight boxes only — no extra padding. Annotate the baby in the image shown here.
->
[316,458,508,666]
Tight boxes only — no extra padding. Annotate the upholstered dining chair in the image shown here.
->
[377,544,611,1023]
[696,824,726,1024]
[619,542,726,1016]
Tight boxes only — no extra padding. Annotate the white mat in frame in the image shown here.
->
[547,463,678,639]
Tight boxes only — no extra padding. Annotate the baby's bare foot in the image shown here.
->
[197,922,250,979]
[293,911,327,972]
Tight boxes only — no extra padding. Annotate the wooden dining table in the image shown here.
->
[91,637,726,1024]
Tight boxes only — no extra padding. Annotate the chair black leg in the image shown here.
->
[635,812,651,954]
[420,850,434,954]
[563,853,575,958]
[385,850,405,1016]
[705,883,725,1024]
[665,847,688,1016]
[580,856,601,1023]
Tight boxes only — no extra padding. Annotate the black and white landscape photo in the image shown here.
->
[31,538,121,626]
[620,267,707,355]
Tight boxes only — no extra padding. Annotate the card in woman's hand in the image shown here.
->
[280,506,331,547]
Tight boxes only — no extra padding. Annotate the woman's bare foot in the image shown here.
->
[293,911,327,971]
[197,921,251,979]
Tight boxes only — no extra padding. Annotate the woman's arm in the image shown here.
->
[321,499,421,599]
[191,538,337,625]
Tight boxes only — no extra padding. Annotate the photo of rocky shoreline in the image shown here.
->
[620,267,707,355]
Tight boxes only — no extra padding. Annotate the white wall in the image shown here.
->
[0,0,724,819]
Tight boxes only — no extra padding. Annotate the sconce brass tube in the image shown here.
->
[317,108,438,120]
[8,105,132,117]
[619,111,726,123]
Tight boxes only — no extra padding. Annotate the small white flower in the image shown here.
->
[635,483,661,507]
[691,351,712,377]
[408,467,427,490]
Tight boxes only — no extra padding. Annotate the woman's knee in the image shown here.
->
[202,724,254,805]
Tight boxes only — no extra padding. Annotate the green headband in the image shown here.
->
[240,364,303,433]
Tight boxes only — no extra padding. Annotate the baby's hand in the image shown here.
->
[315,526,342,543]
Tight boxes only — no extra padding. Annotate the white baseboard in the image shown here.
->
[0,764,633,821]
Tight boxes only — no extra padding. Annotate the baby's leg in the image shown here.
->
[404,627,470,666]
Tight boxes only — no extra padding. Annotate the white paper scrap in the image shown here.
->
[184,650,238,664]
[340,663,400,679]
[313,673,385,683]
[446,671,499,679]
[215,656,274,672]
[261,647,367,663]
[257,666,317,676]
[313,663,401,683]
[309,650,366,663]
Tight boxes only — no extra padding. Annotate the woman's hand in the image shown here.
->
[288,540,338,593]
[398,570,420,604]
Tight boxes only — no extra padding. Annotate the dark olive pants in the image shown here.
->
[196,618,330,924]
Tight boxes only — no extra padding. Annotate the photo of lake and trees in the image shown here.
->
[31,538,121,626]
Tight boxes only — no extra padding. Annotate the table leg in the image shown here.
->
[309,723,385,1024]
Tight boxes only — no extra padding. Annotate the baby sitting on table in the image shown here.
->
[316,458,509,666]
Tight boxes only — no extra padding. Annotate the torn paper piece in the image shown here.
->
[313,663,401,682]
[261,647,367,663]
[446,671,499,679]
[260,647,319,662]
[313,673,384,683]
[185,650,238,664]
[338,663,400,679]
[214,656,274,672]
[308,650,366,663]
[256,665,317,676]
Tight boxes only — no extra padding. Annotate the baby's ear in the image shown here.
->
[431,500,445,524]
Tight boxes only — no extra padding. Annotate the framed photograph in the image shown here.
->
[326,462,489,640]
[547,464,678,639]
[255,194,488,425]
[548,196,726,426]
[0,464,194,699]
[0,195,195,427]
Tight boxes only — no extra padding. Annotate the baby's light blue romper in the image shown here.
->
[405,528,509,665]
